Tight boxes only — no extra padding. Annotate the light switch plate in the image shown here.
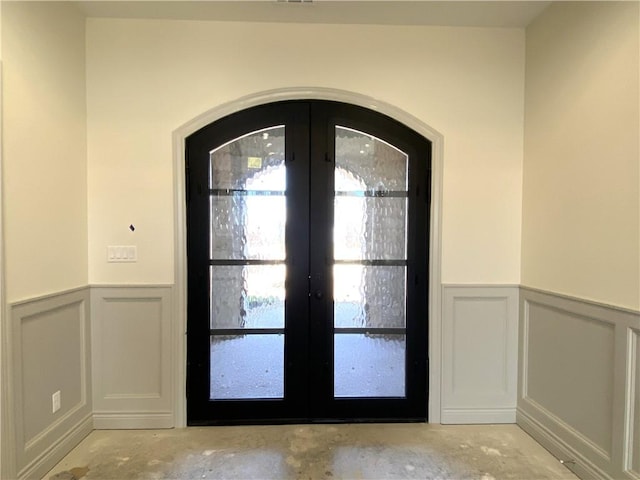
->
[107,245,137,262]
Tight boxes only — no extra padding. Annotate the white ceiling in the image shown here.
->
[75,1,551,28]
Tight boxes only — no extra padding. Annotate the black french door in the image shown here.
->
[186,101,430,425]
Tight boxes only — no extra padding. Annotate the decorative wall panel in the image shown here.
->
[11,288,92,479]
[91,286,173,429]
[525,302,615,456]
[518,287,640,480]
[442,286,518,424]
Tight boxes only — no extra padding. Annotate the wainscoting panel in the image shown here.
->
[518,287,640,480]
[526,301,615,456]
[91,286,173,429]
[441,285,519,424]
[11,288,93,480]
[630,328,640,478]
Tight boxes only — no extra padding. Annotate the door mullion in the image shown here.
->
[308,102,334,417]
[284,102,312,418]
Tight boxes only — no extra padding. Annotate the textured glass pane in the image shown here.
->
[210,195,285,260]
[334,265,406,328]
[210,266,285,329]
[210,126,285,191]
[335,126,408,192]
[334,334,405,398]
[210,334,284,399]
[334,196,407,261]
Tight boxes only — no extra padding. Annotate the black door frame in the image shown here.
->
[186,100,431,425]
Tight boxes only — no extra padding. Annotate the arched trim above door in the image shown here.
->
[172,87,444,426]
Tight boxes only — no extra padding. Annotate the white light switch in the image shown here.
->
[107,245,137,262]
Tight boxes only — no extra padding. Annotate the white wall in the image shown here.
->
[521,1,640,310]
[2,1,88,303]
[86,19,525,286]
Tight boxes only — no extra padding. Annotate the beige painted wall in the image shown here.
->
[86,19,525,285]
[522,1,640,310]
[1,1,88,303]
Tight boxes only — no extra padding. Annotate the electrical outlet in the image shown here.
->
[52,391,61,413]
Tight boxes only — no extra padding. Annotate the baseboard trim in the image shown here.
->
[18,413,93,480]
[517,407,611,480]
[93,412,174,430]
[441,407,516,424]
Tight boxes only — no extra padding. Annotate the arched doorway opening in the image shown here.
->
[185,100,431,424]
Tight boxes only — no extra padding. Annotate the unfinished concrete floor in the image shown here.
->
[45,424,578,480]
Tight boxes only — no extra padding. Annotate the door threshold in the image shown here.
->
[188,417,427,427]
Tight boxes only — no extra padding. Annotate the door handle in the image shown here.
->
[314,290,324,300]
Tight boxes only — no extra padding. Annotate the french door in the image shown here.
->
[186,101,430,425]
